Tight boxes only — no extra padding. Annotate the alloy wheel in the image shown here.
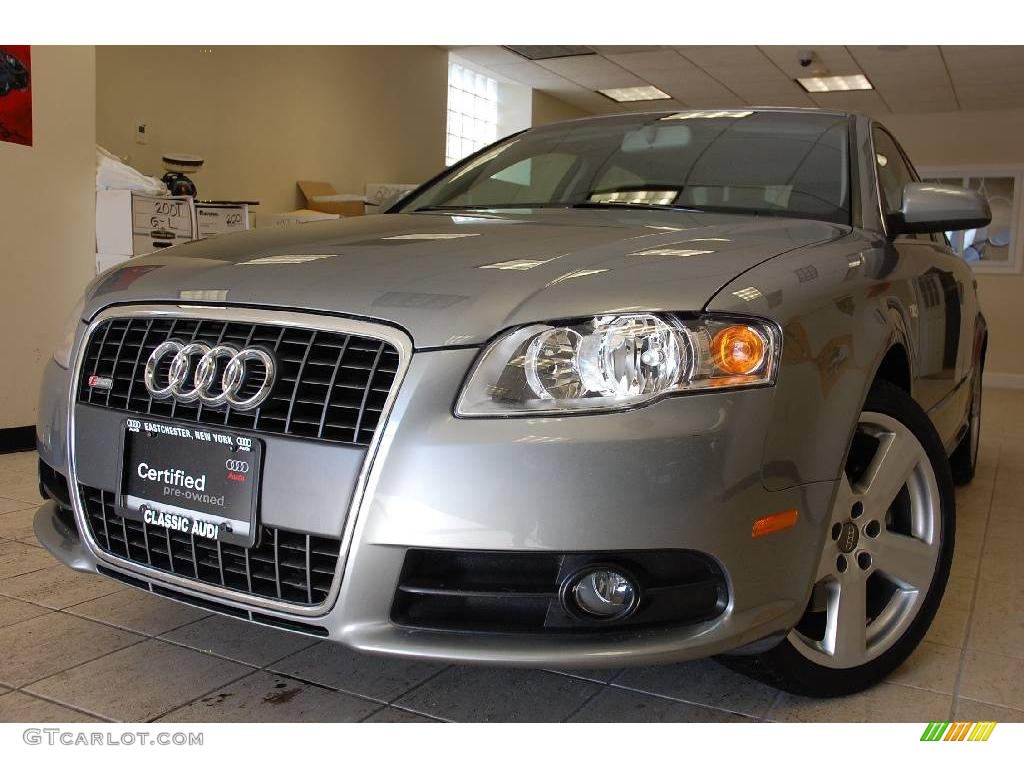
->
[789,411,942,669]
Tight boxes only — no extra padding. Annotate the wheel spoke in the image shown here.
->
[823,574,867,665]
[832,473,857,523]
[815,550,837,582]
[874,531,937,591]
[814,475,856,583]
[791,409,943,670]
[857,429,923,517]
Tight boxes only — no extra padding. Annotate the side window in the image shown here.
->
[872,128,916,216]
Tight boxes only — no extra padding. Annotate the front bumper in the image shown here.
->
[37,322,839,667]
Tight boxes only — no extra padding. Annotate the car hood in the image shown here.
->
[86,208,847,348]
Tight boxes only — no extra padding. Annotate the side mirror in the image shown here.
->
[889,182,991,236]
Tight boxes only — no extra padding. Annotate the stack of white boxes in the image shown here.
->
[95,190,250,274]
[195,202,251,239]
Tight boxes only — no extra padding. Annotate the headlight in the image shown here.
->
[456,313,780,417]
[52,297,86,369]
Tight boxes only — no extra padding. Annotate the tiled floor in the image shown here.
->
[1,388,1023,723]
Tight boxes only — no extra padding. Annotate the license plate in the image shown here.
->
[118,418,262,548]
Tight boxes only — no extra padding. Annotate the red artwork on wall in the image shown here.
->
[0,45,32,147]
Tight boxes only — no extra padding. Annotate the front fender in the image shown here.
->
[706,233,917,491]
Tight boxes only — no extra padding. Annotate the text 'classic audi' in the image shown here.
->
[36,109,990,695]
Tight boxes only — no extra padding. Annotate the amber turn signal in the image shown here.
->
[752,508,799,538]
[712,325,767,375]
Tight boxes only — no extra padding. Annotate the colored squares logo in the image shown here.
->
[921,722,997,741]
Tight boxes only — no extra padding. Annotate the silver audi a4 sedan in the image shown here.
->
[35,108,991,696]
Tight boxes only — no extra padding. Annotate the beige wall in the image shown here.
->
[531,90,591,126]
[96,46,448,214]
[883,108,1024,379]
[0,46,96,428]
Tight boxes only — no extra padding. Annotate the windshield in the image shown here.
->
[401,110,851,225]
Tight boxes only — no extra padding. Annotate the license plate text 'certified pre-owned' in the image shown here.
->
[118,418,261,548]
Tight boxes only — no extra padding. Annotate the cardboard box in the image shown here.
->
[196,202,250,238]
[96,189,197,256]
[258,209,341,227]
[297,180,365,217]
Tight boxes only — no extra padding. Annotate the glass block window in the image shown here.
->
[446,61,498,166]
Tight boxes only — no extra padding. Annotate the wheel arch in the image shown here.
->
[871,342,912,396]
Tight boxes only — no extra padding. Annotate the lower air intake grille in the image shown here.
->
[80,484,341,606]
[391,548,728,633]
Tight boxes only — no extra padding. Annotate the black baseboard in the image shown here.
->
[0,426,35,454]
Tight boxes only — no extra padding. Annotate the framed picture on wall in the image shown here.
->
[0,45,32,147]
[919,165,1024,274]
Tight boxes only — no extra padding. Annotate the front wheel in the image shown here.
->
[720,380,955,697]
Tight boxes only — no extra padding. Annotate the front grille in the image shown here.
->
[80,484,341,606]
[77,316,400,446]
[97,566,331,636]
[392,548,728,633]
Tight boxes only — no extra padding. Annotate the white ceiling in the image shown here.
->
[449,46,1024,115]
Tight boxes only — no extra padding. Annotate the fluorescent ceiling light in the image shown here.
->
[796,74,873,93]
[598,85,671,103]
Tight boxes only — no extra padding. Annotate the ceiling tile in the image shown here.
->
[588,46,665,55]
[847,46,957,112]
[451,46,584,91]
[957,85,1024,112]
[941,46,1024,110]
[457,45,1024,117]
[760,45,861,78]
[448,45,516,69]
[807,89,890,115]
[674,46,816,107]
[536,55,646,90]
[941,46,1024,85]
[606,49,745,106]
[502,45,595,61]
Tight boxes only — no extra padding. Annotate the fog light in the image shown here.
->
[571,568,638,619]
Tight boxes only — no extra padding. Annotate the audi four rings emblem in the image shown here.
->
[144,340,276,411]
[225,459,250,472]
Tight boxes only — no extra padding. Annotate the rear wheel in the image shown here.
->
[721,381,955,697]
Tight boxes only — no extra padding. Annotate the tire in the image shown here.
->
[720,380,955,697]
[950,361,983,485]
